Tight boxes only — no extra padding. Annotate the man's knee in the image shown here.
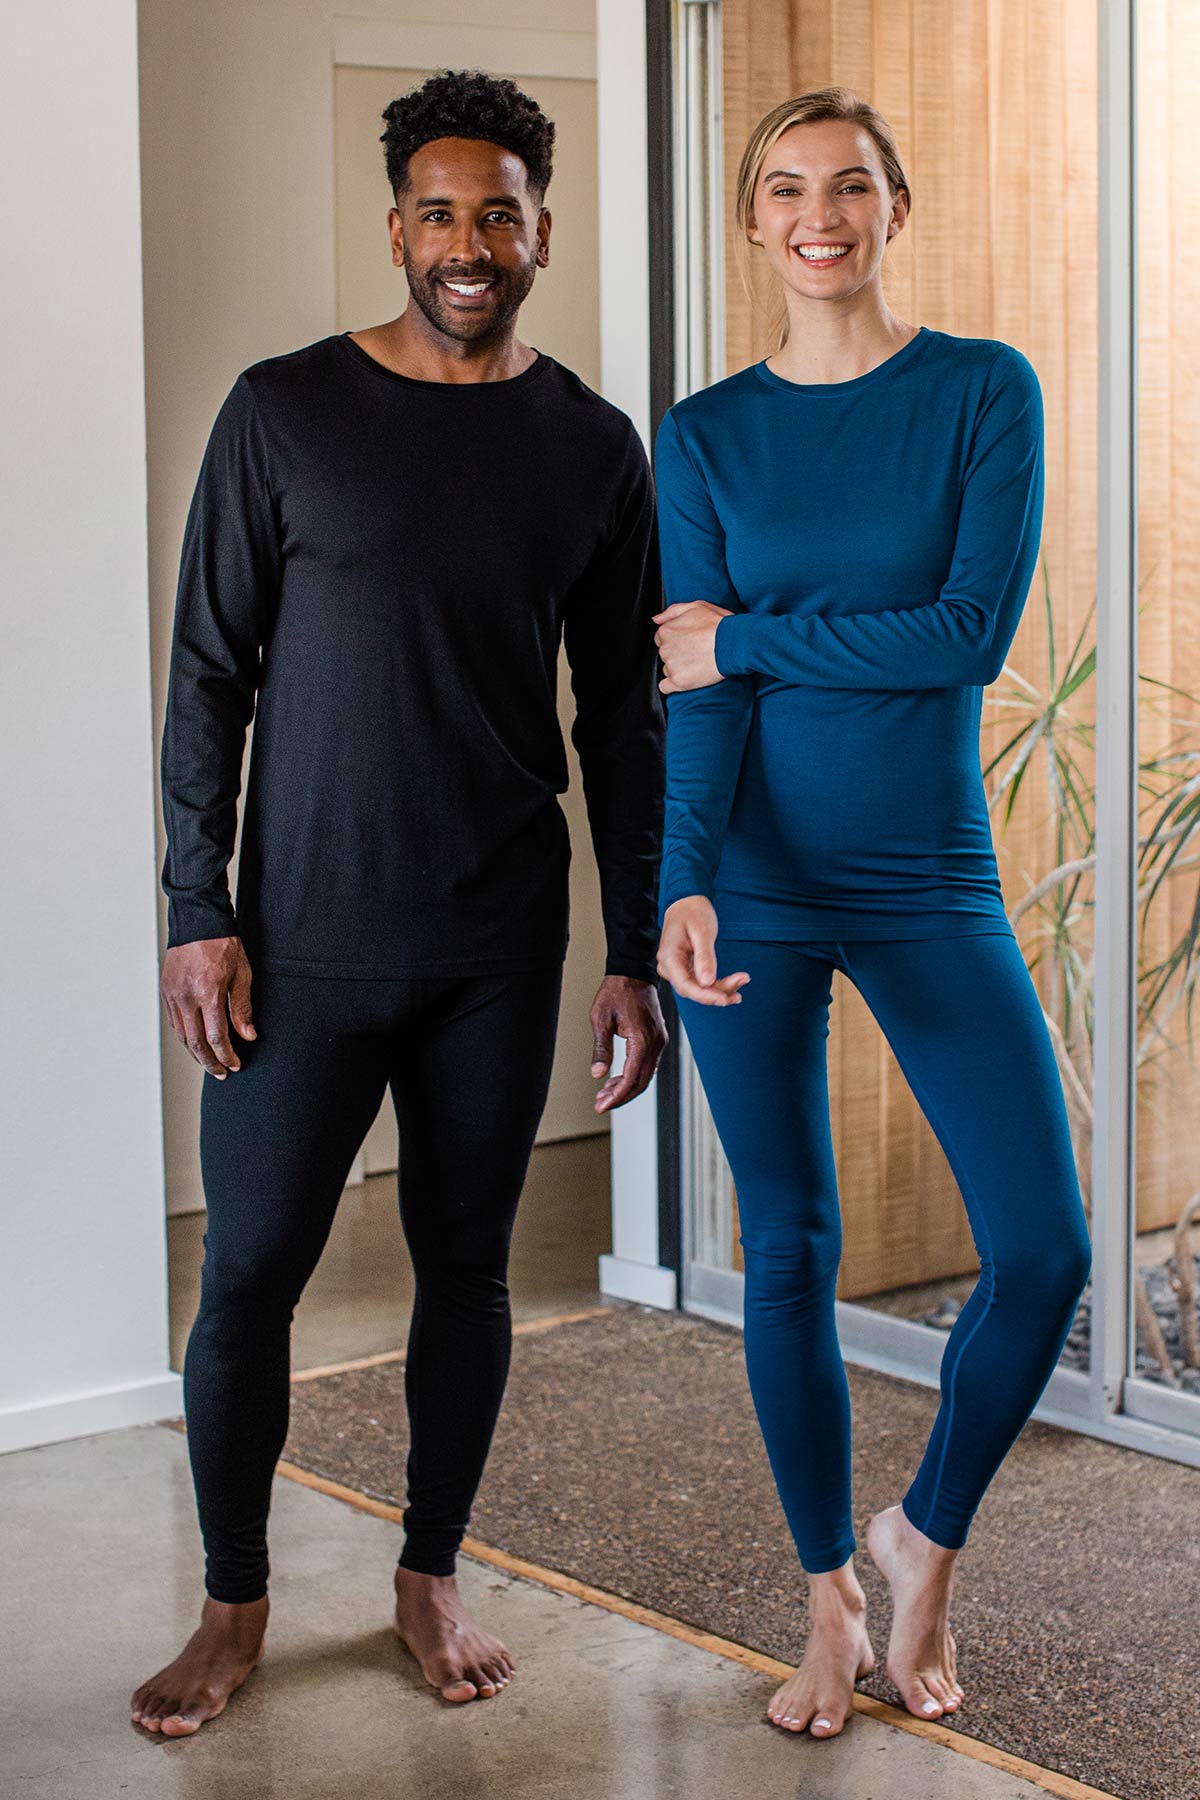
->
[194,1241,310,1340]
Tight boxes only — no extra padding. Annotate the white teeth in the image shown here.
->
[796,246,850,261]
[444,280,491,294]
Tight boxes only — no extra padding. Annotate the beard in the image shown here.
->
[404,249,538,344]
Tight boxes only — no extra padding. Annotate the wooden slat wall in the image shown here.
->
[718,0,1197,1298]
[1135,0,1200,1240]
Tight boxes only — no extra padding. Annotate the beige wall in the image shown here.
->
[139,1,606,1212]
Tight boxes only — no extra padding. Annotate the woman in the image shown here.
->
[653,87,1092,1742]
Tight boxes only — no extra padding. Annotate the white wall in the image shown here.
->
[0,0,181,1450]
[137,0,610,1213]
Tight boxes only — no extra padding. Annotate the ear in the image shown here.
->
[535,205,552,268]
[745,207,762,247]
[885,187,909,242]
[387,205,405,269]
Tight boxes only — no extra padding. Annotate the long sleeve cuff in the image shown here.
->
[166,891,240,949]
[713,613,748,677]
[604,952,660,984]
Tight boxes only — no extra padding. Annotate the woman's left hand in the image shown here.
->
[653,601,732,693]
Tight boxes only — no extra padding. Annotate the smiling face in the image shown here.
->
[746,117,908,305]
[389,136,551,345]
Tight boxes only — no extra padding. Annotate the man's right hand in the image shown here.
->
[656,897,750,1006]
[161,937,257,1078]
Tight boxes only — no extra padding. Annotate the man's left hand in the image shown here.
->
[653,601,731,693]
[589,976,668,1112]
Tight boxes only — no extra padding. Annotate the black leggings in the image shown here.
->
[183,960,564,1603]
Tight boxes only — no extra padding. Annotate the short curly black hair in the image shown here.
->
[381,69,555,203]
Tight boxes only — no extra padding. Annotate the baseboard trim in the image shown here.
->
[598,1254,677,1310]
[0,1372,184,1455]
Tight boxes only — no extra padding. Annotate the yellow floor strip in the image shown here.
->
[273,1457,1122,1800]
[289,1306,612,1384]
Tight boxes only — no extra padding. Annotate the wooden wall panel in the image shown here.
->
[713,0,1185,1300]
[1134,0,1200,1236]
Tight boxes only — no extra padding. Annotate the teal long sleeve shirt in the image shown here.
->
[655,328,1045,938]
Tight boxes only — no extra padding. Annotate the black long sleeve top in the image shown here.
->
[159,334,665,982]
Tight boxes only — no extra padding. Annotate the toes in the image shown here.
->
[160,1710,205,1737]
[926,1671,959,1710]
[767,1691,813,1733]
[766,1684,795,1726]
[440,1676,478,1703]
[135,1693,167,1732]
[810,1712,847,1737]
[133,1685,167,1725]
[906,1678,944,1719]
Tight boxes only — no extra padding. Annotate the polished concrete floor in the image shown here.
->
[168,1133,613,1372]
[1,1425,1067,1800]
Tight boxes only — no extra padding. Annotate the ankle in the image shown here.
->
[895,1510,958,1569]
[395,1565,454,1592]
[806,1564,867,1618]
[199,1593,269,1637]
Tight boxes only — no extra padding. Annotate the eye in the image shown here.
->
[768,182,869,198]
[421,210,451,222]
[485,211,518,225]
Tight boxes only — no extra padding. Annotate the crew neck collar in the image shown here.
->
[336,331,549,391]
[753,326,930,395]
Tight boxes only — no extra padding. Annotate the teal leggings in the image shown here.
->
[676,931,1092,1573]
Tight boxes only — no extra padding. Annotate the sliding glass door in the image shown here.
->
[669,0,1200,1468]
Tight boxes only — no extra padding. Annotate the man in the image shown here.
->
[132,69,667,1735]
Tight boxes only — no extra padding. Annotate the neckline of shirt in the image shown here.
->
[753,325,931,396]
[335,331,551,392]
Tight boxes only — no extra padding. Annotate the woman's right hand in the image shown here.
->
[656,897,751,1006]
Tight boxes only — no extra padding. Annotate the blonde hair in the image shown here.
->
[734,86,912,351]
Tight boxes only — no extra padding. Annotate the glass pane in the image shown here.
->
[1130,0,1200,1398]
[701,5,1100,1371]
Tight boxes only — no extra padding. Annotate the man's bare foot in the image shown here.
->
[867,1504,965,1720]
[767,1558,876,1738]
[393,1566,514,1703]
[130,1595,268,1736]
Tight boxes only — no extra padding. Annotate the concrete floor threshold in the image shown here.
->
[1,1422,1119,1800]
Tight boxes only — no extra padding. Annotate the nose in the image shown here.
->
[446,218,490,265]
[800,207,842,234]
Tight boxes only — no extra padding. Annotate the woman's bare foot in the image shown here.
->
[130,1595,268,1736]
[393,1566,514,1703]
[767,1558,876,1738]
[867,1504,965,1720]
